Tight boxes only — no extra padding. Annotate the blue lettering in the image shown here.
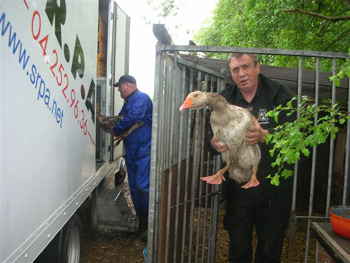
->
[1,12,30,70]
[52,99,57,114]
[18,43,30,69]
[51,100,64,128]
[44,89,51,106]
[30,65,37,84]
[7,25,21,55]
[60,110,64,128]
[35,73,42,89]
[1,11,63,128]
[56,108,61,123]
[37,79,46,100]
[0,13,11,36]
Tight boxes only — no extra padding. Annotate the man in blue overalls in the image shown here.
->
[113,75,153,241]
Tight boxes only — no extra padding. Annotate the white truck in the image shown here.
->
[1,0,137,262]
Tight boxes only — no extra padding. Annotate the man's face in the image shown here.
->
[229,54,260,94]
[118,82,129,99]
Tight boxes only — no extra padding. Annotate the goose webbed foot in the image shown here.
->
[201,157,230,185]
[201,171,226,185]
[241,176,260,189]
[241,166,260,189]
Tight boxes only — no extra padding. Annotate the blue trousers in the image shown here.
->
[124,140,151,221]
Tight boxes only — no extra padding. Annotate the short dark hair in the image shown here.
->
[228,53,258,67]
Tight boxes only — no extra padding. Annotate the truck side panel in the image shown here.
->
[1,0,98,262]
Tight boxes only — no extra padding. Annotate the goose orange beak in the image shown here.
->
[179,97,193,111]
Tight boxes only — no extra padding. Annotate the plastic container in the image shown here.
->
[329,206,350,239]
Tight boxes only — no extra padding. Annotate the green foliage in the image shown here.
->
[329,53,350,86]
[194,0,350,71]
[265,97,349,186]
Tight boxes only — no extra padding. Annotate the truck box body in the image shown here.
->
[0,0,131,262]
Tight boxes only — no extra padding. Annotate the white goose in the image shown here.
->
[179,91,261,189]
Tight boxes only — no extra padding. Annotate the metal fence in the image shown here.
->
[147,42,350,263]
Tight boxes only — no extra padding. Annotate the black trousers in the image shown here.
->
[224,182,291,263]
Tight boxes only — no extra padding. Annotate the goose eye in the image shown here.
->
[194,94,197,97]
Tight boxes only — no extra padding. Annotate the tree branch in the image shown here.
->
[324,28,350,50]
[282,8,350,22]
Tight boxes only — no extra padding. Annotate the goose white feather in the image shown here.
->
[179,91,261,189]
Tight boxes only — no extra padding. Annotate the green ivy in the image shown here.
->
[265,97,349,186]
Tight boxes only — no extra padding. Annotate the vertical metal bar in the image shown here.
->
[214,76,225,262]
[326,59,337,211]
[303,58,320,262]
[181,69,195,263]
[163,56,173,263]
[162,57,172,263]
[288,56,302,263]
[293,56,303,263]
[207,76,220,263]
[188,71,202,263]
[312,58,320,218]
[203,76,214,262]
[202,76,220,263]
[164,53,179,263]
[195,111,205,262]
[344,77,350,205]
[148,48,165,263]
[173,65,187,263]
[312,58,320,211]
[153,54,169,263]
[196,74,210,262]
[164,60,171,168]
[155,53,169,263]
[194,73,206,263]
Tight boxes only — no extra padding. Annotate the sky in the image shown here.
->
[116,0,218,98]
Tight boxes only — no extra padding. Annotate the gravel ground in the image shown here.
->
[82,208,317,263]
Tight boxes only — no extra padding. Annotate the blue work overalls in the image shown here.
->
[113,90,153,221]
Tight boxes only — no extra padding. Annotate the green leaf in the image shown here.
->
[266,133,273,144]
[329,75,336,81]
[269,174,280,186]
[267,111,275,117]
[281,169,293,179]
[334,78,341,87]
[273,112,279,123]
[301,148,310,157]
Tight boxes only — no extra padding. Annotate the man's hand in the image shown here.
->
[211,137,228,153]
[113,135,122,147]
[245,118,268,145]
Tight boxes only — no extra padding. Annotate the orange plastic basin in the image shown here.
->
[329,206,350,239]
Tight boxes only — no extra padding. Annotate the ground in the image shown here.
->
[82,208,316,262]
[83,229,146,263]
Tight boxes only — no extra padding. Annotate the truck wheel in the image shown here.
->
[60,214,83,263]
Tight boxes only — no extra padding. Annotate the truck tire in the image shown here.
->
[34,214,83,263]
[60,214,83,263]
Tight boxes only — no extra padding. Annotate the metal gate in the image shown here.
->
[147,27,350,263]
